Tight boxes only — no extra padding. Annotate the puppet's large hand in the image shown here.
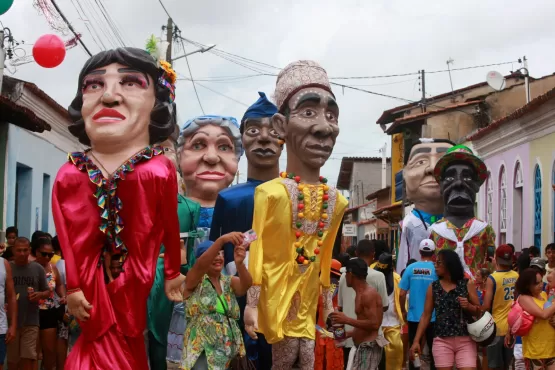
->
[165,273,186,302]
[67,291,92,322]
[244,285,260,339]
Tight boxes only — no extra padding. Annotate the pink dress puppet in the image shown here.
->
[52,47,184,370]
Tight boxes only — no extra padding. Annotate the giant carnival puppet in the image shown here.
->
[209,92,281,368]
[396,138,455,272]
[165,115,243,364]
[429,145,495,278]
[244,60,348,369]
[52,47,184,370]
[146,125,199,369]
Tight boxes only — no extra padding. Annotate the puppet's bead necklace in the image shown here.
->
[280,171,329,265]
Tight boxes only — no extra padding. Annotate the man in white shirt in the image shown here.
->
[338,240,388,369]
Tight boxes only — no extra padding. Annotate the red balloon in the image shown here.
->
[33,34,66,68]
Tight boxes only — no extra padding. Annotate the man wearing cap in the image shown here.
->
[245,60,348,369]
[209,92,281,369]
[397,139,455,272]
[330,258,384,370]
[399,239,438,370]
[429,145,495,279]
[481,244,518,370]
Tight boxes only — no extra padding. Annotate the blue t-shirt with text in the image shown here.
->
[399,261,437,322]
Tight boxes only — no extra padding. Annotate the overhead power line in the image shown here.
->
[426,60,518,74]
[50,0,93,56]
[195,82,250,108]
[176,33,205,114]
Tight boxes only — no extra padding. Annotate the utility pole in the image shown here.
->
[165,17,173,62]
[235,170,240,184]
[420,69,426,113]
[523,56,530,103]
[381,142,387,189]
[0,29,5,92]
[446,58,455,96]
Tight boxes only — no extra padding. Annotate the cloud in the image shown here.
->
[2,0,555,187]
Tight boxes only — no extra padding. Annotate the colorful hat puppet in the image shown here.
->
[209,92,281,369]
[244,60,348,369]
[429,145,495,279]
[433,144,488,186]
[54,46,183,370]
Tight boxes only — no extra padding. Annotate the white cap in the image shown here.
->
[419,239,436,252]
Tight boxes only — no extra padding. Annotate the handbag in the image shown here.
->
[206,278,256,370]
[508,296,534,336]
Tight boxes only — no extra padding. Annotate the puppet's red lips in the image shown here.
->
[93,108,126,123]
[196,171,225,180]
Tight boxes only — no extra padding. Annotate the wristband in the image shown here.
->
[67,288,81,296]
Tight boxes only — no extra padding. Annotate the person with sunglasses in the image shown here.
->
[31,237,66,370]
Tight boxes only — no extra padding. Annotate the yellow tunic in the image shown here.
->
[249,177,347,344]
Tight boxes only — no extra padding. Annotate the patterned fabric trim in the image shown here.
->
[68,146,163,263]
[281,178,337,235]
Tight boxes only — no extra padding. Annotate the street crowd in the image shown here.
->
[0,225,554,370]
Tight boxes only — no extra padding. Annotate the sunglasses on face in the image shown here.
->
[435,260,443,266]
[38,251,55,258]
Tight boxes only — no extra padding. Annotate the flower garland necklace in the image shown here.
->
[280,171,330,265]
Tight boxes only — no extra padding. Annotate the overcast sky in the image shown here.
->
[3,0,555,187]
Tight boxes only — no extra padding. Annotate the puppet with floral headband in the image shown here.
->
[52,47,183,370]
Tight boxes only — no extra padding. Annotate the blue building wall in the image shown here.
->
[6,124,68,238]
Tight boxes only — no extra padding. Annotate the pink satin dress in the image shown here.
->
[52,146,181,370]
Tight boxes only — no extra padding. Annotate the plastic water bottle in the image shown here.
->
[413,354,421,368]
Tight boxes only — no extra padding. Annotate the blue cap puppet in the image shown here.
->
[240,92,278,133]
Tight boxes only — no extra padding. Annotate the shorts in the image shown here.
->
[432,336,476,368]
[352,341,382,370]
[487,335,513,368]
[39,307,58,330]
[7,325,39,362]
[0,334,6,365]
[525,357,555,369]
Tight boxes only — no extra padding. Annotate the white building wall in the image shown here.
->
[5,125,74,237]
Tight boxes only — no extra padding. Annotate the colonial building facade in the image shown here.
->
[469,87,555,253]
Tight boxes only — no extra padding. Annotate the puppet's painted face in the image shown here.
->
[81,62,155,147]
[282,87,339,169]
[179,124,238,205]
[440,163,480,217]
[404,142,452,205]
[242,117,282,169]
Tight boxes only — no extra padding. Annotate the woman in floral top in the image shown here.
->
[410,249,481,370]
[181,232,252,370]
